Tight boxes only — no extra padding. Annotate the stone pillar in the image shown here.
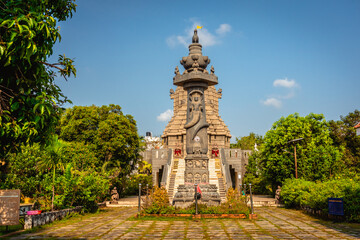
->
[183,81,210,184]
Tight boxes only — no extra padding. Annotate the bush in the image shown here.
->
[281,177,360,222]
[142,186,173,214]
[124,173,152,196]
[2,144,46,198]
[223,188,250,215]
[281,178,316,208]
[141,187,250,215]
[2,143,110,212]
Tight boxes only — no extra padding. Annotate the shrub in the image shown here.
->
[2,144,46,198]
[142,186,175,214]
[124,173,152,196]
[281,177,360,222]
[281,178,316,208]
[223,188,250,215]
[141,187,250,215]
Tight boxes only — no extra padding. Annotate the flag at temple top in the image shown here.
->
[196,25,203,29]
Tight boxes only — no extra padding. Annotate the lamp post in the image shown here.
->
[249,183,254,215]
[287,138,304,179]
[138,183,142,213]
[194,184,198,215]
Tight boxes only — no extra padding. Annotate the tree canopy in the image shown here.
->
[230,132,263,150]
[58,104,141,172]
[0,0,77,159]
[260,113,342,188]
[328,109,360,173]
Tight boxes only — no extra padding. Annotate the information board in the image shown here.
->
[328,198,344,216]
[0,189,20,225]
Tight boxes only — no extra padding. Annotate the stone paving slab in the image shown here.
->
[6,206,360,240]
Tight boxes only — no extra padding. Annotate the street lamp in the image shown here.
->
[286,138,304,179]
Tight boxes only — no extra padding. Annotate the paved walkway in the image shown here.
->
[7,207,360,239]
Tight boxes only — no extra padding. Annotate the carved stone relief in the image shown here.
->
[184,88,209,155]
[184,158,209,184]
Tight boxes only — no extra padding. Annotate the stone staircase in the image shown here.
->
[167,158,185,202]
[217,175,226,202]
[209,158,226,202]
[167,173,176,200]
[213,158,226,202]
[167,158,227,203]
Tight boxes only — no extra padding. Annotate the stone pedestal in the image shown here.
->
[184,154,209,184]
[172,183,221,207]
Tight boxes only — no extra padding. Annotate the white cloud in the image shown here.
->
[216,24,231,35]
[166,21,231,48]
[157,109,173,122]
[262,98,282,108]
[262,77,299,108]
[273,78,297,88]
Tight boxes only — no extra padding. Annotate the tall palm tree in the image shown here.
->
[38,136,64,211]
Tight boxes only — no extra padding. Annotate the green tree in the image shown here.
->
[58,104,141,194]
[261,113,342,190]
[231,132,263,150]
[37,137,64,211]
[61,141,100,171]
[3,143,46,198]
[0,0,77,163]
[328,110,360,173]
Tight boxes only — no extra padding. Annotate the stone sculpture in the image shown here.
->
[110,187,119,204]
[184,90,209,155]
[275,186,281,204]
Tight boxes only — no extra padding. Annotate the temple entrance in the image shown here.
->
[157,166,164,187]
[229,165,236,189]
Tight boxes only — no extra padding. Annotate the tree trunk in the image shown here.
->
[52,167,55,211]
[52,185,54,211]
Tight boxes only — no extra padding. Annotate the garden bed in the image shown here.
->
[138,213,257,219]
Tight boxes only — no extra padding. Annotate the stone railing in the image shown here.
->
[24,206,82,229]
[160,149,173,188]
[220,148,232,190]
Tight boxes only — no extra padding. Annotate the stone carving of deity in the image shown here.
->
[184,89,209,155]
[111,187,119,203]
[202,174,207,183]
[186,173,193,183]
[194,173,201,184]
[202,160,207,169]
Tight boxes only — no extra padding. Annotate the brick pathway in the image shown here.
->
[8,207,360,239]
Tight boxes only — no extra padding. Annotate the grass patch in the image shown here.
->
[128,215,193,221]
[0,224,23,236]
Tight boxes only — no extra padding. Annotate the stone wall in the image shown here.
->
[222,149,252,190]
[24,206,82,229]
[147,149,172,187]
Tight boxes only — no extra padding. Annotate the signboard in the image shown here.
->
[0,189,20,225]
[328,198,344,216]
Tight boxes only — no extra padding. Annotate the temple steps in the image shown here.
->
[168,158,185,202]
[167,173,176,201]
[167,158,227,203]
[218,176,226,201]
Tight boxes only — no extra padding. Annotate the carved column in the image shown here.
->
[184,83,210,183]
[172,29,218,185]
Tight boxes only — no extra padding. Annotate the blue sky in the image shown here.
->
[52,0,360,140]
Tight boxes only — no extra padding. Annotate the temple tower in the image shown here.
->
[162,29,231,159]
[143,29,251,206]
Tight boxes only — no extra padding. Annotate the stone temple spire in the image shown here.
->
[192,29,199,43]
[177,29,213,76]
